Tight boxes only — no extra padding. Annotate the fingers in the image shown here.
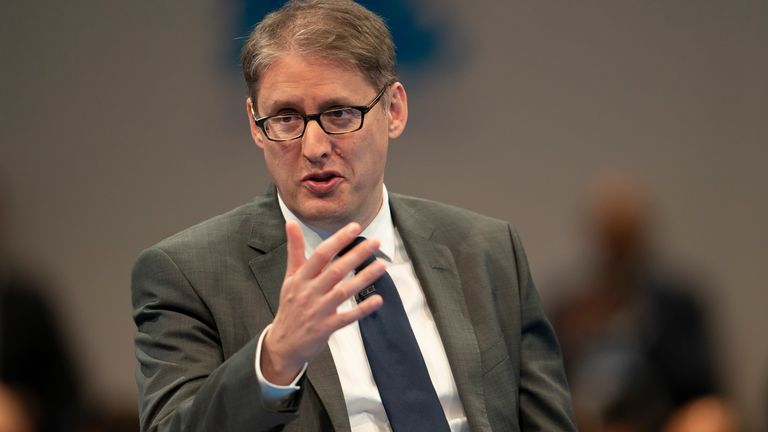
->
[284,218,385,320]
[320,258,386,310]
[313,237,381,294]
[296,222,362,279]
[271,221,389,374]
[284,221,306,277]
[330,294,384,330]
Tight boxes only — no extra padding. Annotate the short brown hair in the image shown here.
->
[240,0,397,108]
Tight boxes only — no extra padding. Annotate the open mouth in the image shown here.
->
[302,171,342,194]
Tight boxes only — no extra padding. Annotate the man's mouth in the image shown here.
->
[302,171,343,194]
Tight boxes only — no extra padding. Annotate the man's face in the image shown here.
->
[247,53,407,231]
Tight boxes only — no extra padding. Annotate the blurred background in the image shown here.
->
[1,0,766,431]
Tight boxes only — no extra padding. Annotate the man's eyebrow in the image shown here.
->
[319,97,359,108]
[261,96,362,115]
[260,99,302,116]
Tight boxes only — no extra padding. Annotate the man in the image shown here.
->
[132,1,575,431]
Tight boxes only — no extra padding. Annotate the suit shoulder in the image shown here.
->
[159,203,255,246]
[391,193,513,233]
[142,195,274,260]
[389,193,524,258]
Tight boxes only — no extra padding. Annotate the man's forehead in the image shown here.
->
[256,54,375,111]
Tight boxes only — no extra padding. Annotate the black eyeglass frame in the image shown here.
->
[252,84,390,142]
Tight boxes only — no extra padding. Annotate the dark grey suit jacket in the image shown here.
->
[132,189,575,431]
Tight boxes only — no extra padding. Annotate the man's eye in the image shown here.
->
[265,114,303,136]
[275,114,301,123]
[326,108,355,119]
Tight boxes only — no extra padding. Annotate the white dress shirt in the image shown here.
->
[255,185,468,431]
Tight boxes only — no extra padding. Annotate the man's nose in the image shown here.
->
[301,119,332,163]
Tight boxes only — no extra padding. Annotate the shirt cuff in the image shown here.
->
[254,323,308,404]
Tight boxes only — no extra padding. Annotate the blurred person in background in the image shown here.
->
[550,173,737,432]
[0,384,34,432]
[0,182,83,432]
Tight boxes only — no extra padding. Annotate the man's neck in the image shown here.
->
[277,190,385,235]
[277,185,395,260]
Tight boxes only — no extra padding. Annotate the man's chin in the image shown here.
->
[294,202,351,232]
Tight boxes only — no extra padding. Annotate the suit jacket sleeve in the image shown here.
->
[132,246,300,432]
[509,226,576,431]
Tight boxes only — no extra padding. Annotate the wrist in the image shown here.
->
[261,330,304,385]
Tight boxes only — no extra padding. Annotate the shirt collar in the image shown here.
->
[277,185,396,262]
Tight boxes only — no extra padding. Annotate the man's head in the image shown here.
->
[586,172,652,265]
[241,0,396,105]
[241,0,408,232]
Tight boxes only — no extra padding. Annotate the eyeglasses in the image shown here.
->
[252,85,389,142]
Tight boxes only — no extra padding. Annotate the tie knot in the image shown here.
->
[337,236,376,272]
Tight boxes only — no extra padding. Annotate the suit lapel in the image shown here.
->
[390,196,491,431]
[306,350,349,431]
[246,188,350,431]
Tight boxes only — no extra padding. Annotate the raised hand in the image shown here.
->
[260,220,385,385]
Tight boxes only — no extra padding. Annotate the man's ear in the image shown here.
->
[246,97,266,149]
[386,82,408,139]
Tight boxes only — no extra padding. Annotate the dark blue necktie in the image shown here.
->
[340,237,450,431]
